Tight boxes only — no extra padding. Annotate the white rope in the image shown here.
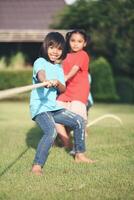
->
[87,114,123,128]
[0,86,123,129]
[0,82,48,100]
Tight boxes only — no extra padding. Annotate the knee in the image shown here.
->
[76,115,86,128]
[46,128,57,144]
[51,129,57,140]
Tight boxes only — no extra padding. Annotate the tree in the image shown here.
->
[51,0,134,79]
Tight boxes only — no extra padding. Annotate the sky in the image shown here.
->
[64,0,76,5]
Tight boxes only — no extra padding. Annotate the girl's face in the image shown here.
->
[69,33,86,52]
[48,45,62,63]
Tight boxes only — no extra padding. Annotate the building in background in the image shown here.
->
[0,0,68,41]
[0,0,72,64]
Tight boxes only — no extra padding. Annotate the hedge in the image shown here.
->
[0,70,32,90]
[0,70,32,100]
[90,57,119,102]
[1,67,133,103]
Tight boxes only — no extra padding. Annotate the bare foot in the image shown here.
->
[31,164,43,176]
[75,153,96,163]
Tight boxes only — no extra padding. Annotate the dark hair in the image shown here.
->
[65,29,90,52]
[39,32,66,62]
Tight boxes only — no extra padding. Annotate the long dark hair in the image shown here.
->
[65,29,90,53]
[39,32,66,62]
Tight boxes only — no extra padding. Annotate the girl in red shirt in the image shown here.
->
[56,30,94,163]
[57,29,90,115]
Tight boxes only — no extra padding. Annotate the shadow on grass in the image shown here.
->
[26,126,43,149]
[26,126,73,154]
[0,123,75,178]
[0,125,67,178]
[26,126,72,155]
[0,148,29,178]
[0,126,42,178]
[26,125,65,149]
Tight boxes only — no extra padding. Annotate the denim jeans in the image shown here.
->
[34,109,86,167]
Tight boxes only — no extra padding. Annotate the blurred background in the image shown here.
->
[0,0,133,104]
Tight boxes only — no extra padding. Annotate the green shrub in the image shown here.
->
[0,57,7,69]
[0,52,32,70]
[0,70,32,90]
[0,70,32,101]
[115,77,134,103]
[90,57,118,102]
[9,52,27,69]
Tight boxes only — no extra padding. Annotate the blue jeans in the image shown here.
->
[33,109,86,167]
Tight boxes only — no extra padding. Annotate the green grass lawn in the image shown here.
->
[0,102,134,200]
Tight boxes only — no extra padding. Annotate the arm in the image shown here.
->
[65,65,80,82]
[37,70,53,87]
[37,70,66,93]
[37,70,46,82]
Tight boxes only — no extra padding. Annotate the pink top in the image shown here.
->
[57,50,90,104]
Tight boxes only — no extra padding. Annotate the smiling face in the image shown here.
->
[69,33,87,52]
[47,45,62,63]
